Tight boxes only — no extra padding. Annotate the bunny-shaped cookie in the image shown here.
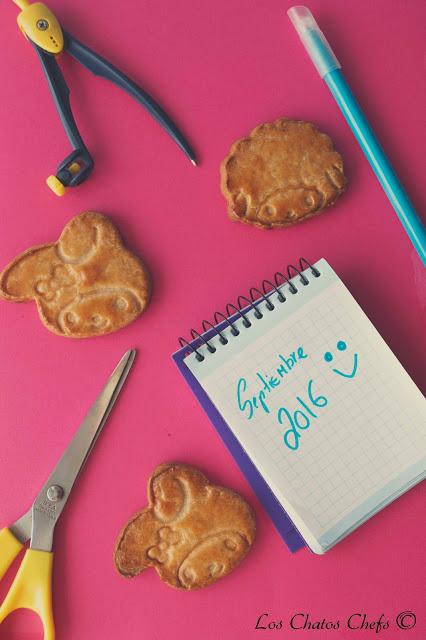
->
[0,212,150,338]
[114,463,256,590]
[221,118,347,228]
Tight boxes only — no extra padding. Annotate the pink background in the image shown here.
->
[0,0,425,638]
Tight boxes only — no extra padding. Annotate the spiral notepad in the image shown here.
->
[172,258,426,553]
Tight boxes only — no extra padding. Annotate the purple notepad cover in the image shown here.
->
[172,323,306,553]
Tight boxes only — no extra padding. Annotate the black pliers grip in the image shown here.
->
[33,42,94,194]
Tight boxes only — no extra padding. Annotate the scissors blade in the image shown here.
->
[9,511,32,545]
[30,349,136,551]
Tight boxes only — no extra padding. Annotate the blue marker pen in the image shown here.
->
[288,6,426,267]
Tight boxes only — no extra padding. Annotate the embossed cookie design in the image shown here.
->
[114,463,256,590]
[220,118,347,229]
[0,211,150,338]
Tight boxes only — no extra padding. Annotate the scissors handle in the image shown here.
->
[0,528,23,580]
[0,548,54,640]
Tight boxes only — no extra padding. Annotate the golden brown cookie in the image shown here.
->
[220,118,347,228]
[0,212,150,338]
[114,463,256,590]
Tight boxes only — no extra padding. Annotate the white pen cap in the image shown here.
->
[288,6,341,78]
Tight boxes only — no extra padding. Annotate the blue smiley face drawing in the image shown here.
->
[324,340,358,378]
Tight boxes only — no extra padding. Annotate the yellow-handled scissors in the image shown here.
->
[0,349,136,639]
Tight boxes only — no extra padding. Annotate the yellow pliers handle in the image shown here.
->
[0,528,55,639]
[12,0,64,53]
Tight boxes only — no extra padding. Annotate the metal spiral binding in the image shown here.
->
[178,258,320,362]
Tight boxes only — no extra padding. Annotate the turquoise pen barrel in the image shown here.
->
[288,6,426,267]
[324,69,426,266]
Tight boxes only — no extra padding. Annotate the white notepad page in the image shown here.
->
[184,259,426,553]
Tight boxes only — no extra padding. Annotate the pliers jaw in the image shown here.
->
[47,149,94,197]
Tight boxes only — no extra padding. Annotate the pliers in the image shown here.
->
[11,1,197,195]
